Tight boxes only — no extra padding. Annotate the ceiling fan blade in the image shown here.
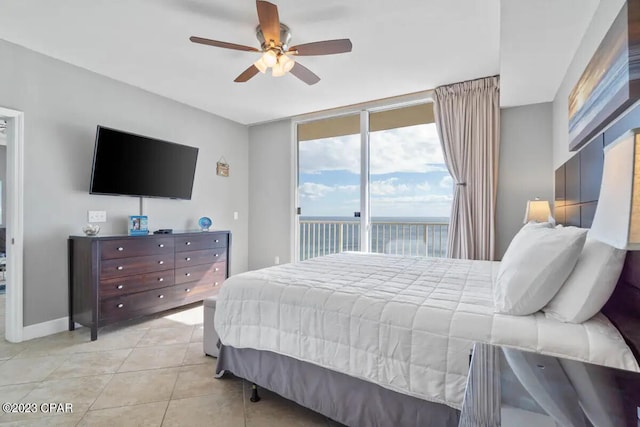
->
[256,0,280,46]
[234,65,261,82]
[290,62,320,85]
[288,39,352,56]
[190,36,259,52]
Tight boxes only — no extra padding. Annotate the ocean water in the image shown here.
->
[299,216,449,260]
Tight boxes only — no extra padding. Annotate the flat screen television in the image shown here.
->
[90,126,199,200]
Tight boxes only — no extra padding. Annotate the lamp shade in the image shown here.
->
[271,61,286,77]
[524,199,551,223]
[254,57,268,73]
[590,129,640,250]
[279,54,295,73]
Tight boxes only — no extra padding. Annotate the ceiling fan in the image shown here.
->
[189,0,352,85]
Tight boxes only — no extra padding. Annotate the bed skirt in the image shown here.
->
[215,345,460,427]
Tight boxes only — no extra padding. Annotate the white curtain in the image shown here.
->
[433,76,500,260]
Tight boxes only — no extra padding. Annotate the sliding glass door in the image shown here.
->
[297,113,361,260]
[296,102,451,261]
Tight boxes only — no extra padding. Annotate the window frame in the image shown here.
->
[292,92,436,262]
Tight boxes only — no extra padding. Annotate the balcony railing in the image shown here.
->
[299,220,449,261]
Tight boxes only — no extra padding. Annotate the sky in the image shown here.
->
[298,123,453,218]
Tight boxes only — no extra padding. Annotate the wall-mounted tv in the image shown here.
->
[90,126,199,200]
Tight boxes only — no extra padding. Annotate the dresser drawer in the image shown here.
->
[175,248,227,268]
[99,270,175,299]
[101,237,174,260]
[101,254,175,279]
[99,285,179,322]
[175,233,227,252]
[173,279,223,302]
[175,261,226,285]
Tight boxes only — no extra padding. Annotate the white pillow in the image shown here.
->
[494,223,587,315]
[543,237,626,323]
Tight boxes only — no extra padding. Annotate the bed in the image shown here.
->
[213,252,640,426]
[214,117,640,425]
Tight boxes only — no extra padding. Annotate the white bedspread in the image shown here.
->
[215,252,639,409]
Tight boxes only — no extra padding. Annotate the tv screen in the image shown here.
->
[90,126,198,199]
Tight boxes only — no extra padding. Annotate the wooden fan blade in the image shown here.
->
[190,36,259,52]
[290,62,320,85]
[234,65,261,82]
[256,0,280,46]
[288,39,352,56]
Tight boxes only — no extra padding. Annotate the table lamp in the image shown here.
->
[524,198,552,223]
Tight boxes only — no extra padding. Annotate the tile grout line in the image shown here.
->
[160,364,183,426]
[112,347,135,375]
[158,399,171,426]
[82,372,118,414]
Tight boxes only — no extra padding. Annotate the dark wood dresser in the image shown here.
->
[68,230,231,340]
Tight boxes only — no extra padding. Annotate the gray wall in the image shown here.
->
[248,120,293,270]
[247,107,553,264]
[0,39,249,327]
[552,0,625,169]
[496,103,554,259]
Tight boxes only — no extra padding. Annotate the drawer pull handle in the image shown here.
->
[117,303,124,308]
[215,239,219,243]
[158,294,164,299]
[214,253,219,257]
[158,277,164,282]
[117,285,124,290]
[159,244,165,248]
[117,266,124,271]
[185,273,191,277]
[214,282,219,286]
[185,257,191,261]
[117,247,124,251]
[215,268,219,272]
[186,242,191,246]
[185,288,191,292]
[158,261,164,265]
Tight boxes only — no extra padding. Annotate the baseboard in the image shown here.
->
[22,317,82,341]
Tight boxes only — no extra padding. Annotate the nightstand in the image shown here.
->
[459,343,640,427]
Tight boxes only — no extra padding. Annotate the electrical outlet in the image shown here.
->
[274,256,280,265]
[233,211,239,220]
[88,210,107,223]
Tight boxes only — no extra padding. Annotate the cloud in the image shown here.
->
[299,123,446,175]
[439,176,453,189]
[301,178,412,199]
[416,181,432,192]
[337,184,359,192]
[370,178,409,196]
[372,194,454,204]
[299,182,334,200]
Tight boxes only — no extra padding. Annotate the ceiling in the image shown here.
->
[0,0,597,125]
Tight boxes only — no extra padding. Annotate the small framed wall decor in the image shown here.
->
[216,157,229,177]
[129,215,149,236]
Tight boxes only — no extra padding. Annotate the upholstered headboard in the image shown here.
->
[555,102,640,361]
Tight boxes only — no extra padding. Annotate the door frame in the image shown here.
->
[0,107,25,343]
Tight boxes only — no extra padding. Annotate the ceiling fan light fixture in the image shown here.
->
[279,54,295,73]
[254,57,268,73]
[190,1,352,85]
[262,50,278,68]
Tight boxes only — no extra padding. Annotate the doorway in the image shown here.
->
[0,107,24,343]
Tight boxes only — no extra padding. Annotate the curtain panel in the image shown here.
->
[433,76,500,260]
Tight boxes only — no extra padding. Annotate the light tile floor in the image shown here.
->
[0,295,342,426]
